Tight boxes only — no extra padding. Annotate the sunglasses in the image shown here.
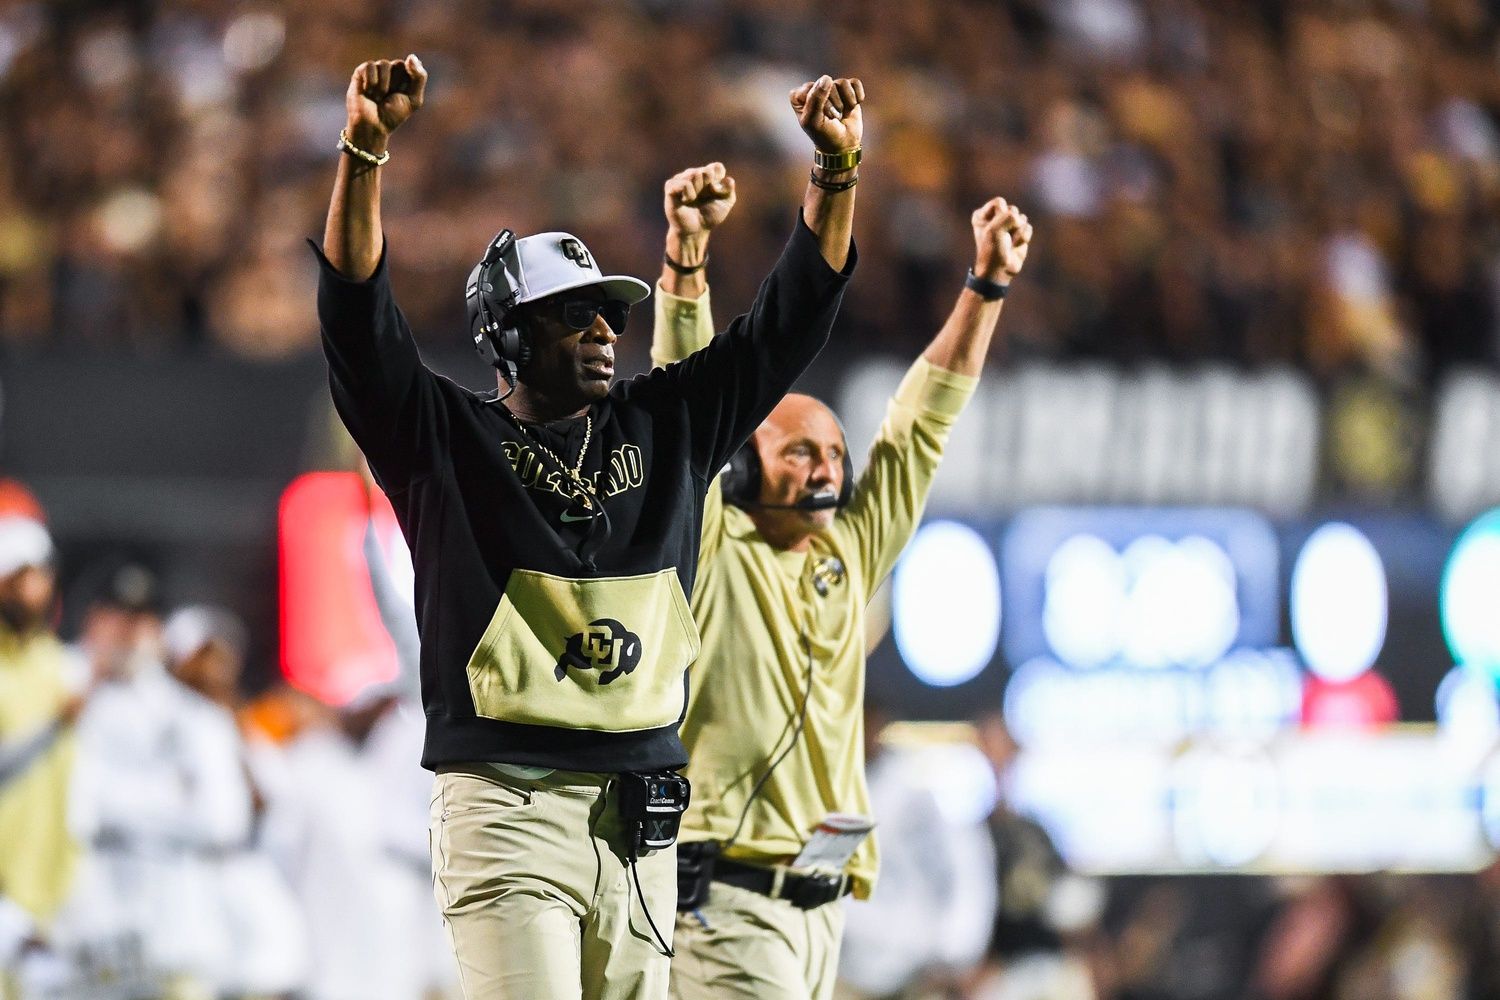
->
[555,297,631,334]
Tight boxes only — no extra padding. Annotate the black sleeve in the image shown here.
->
[617,211,856,477]
[311,240,440,490]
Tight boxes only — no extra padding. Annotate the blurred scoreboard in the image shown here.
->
[1006,728,1497,874]
[868,508,1478,727]
[840,360,1500,874]
[870,507,1500,874]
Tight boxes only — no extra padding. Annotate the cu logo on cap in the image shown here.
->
[560,238,593,270]
[555,618,642,685]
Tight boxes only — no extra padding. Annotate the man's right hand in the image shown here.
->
[345,54,428,154]
[661,163,736,296]
[972,197,1032,283]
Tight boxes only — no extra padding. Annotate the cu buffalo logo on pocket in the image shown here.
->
[555,618,642,685]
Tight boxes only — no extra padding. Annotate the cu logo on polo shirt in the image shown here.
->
[555,618,642,685]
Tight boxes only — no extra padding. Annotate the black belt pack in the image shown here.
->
[677,840,720,911]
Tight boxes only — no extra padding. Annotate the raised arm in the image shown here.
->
[322,55,428,280]
[652,163,737,367]
[622,74,864,477]
[659,162,737,300]
[837,198,1033,595]
[922,198,1032,375]
[315,55,438,489]
[791,76,864,271]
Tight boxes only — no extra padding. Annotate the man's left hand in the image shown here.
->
[972,197,1032,283]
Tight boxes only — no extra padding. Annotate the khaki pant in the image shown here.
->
[670,880,845,1000]
[429,766,676,1000]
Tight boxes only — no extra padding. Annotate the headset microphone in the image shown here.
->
[748,491,842,512]
[796,492,843,511]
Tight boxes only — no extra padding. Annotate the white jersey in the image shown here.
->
[838,749,998,995]
[66,665,247,986]
[261,723,426,1000]
[59,664,306,997]
[364,702,460,998]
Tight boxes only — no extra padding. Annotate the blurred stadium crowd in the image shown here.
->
[0,0,1498,380]
[7,0,1500,997]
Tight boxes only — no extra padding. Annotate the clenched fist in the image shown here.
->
[345,54,428,152]
[664,162,738,237]
[972,198,1032,283]
[789,76,865,154]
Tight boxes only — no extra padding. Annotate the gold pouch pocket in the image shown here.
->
[466,567,701,733]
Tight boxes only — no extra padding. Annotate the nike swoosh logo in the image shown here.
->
[559,511,594,523]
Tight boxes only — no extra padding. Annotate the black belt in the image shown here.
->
[711,856,852,910]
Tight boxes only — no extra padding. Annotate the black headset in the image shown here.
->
[465,229,531,390]
[720,406,855,511]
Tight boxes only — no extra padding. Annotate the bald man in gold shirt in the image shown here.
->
[650,162,1032,1000]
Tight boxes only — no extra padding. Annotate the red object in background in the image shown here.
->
[279,472,399,705]
[1301,670,1400,729]
[0,478,45,520]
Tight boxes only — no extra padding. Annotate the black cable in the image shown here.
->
[629,847,675,958]
[722,631,815,851]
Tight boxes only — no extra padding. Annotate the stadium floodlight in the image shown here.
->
[1290,522,1388,683]
[1442,509,1500,678]
[892,520,1001,687]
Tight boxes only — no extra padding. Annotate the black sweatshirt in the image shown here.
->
[314,215,854,772]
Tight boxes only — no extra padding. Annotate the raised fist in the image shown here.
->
[664,162,738,237]
[345,54,428,148]
[789,76,865,154]
[972,198,1032,282]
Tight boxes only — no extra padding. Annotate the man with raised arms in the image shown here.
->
[314,53,865,1000]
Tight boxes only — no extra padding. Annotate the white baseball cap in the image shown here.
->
[0,516,52,578]
[162,604,247,667]
[498,232,651,309]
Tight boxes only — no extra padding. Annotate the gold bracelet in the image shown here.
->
[337,128,391,167]
[813,146,862,172]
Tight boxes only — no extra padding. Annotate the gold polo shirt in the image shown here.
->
[654,286,977,898]
[0,627,78,922]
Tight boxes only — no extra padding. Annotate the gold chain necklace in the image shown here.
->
[517,414,596,510]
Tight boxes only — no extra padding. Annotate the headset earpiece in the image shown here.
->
[511,327,533,371]
[835,409,855,507]
[721,441,763,509]
[466,262,501,368]
[465,229,527,386]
